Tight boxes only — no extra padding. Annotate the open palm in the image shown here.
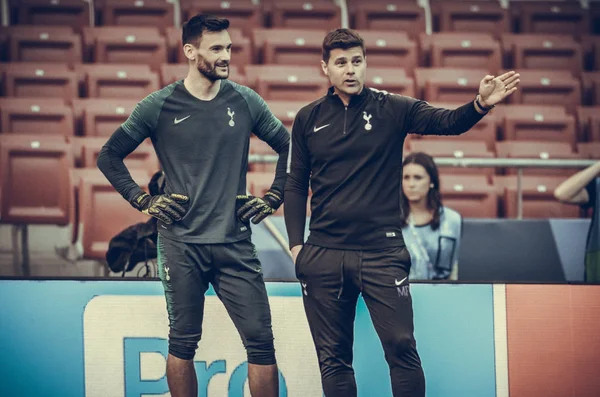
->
[479,71,520,107]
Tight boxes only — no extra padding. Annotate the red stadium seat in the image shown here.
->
[14,0,91,30]
[577,143,600,159]
[499,105,576,145]
[408,139,495,179]
[502,34,582,76]
[0,134,73,225]
[366,68,415,97]
[439,174,497,218]
[257,28,325,66]
[508,69,581,114]
[351,2,425,39]
[4,62,77,101]
[433,1,509,38]
[7,26,82,66]
[245,65,328,101]
[182,0,263,38]
[265,100,307,131]
[96,0,175,33]
[495,140,579,176]
[271,1,341,31]
[77,98,138,137]
[0,98,74,136]
[80,64,160,99]
[421,33,501,74]
[495,175,580,219]
[357,30,417,71]
[413,100,498,151]
[414,67,489,103]
[77,168,150,260]
[511,2,589,37]
[82,27,167,71]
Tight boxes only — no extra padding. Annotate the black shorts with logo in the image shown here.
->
[157,234,275,364]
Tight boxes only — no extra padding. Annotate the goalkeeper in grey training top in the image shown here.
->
[97,14,290,397]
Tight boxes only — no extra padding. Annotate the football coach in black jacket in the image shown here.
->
[284,28,519,397]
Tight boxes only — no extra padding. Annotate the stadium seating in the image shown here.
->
[245,65,328,101]
[13,0,91,30]
[76,168,150,260]
[502,34,582,76]
[495,141,580,177]
[494,175,580,219]
[82,26,167,70]
[366,67,415,97]
[507,69,580,114]
[408,139,496,180]
[510,2,589,37]
[182,0,262,38]
[264,100,307,131]
[433,1,509,38]
[351,1,425,39]
[421,33,501,74]
[96,0,175,33]
[7,26,82,66]
[0,98,74,136]
[257,28,325,66]
[3,62,78,101]
[0,134,73,225]
[439,174,497,218]
[497,105,577,146]
[357,30,417,70]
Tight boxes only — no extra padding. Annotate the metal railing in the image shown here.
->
[250,154,597,220]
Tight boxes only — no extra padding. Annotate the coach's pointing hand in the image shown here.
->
[478,71,520,108]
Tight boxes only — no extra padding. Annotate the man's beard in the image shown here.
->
[197,57,229,81]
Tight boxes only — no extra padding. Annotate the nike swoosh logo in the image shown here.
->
[395,277,407,286]
[313,124,330,132]
[174,115,191,124]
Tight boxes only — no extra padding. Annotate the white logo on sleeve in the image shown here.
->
[395,276,407,286]
[313,124,330,132]
[164,266,171,281]
[174,115,191,124]
[227,107,235,127]
[363,112,372,131]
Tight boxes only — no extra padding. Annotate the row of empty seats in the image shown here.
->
[0,134,590,264]
[5,0,600,38]
[1,80,599,144]
[1,62,599,113]
[1,26,598,75]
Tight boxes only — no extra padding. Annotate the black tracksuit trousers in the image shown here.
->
[295,244,426,397]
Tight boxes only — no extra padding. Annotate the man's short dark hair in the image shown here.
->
[322,28,365,63]
[182,14,230,46]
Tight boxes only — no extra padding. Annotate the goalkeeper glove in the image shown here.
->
[132,192,189,224]
[236,190,282,224]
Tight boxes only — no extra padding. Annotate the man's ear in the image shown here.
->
[183,43,197,62]
[321,59,328,76]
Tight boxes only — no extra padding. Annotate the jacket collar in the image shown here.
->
[327,85,369,107]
